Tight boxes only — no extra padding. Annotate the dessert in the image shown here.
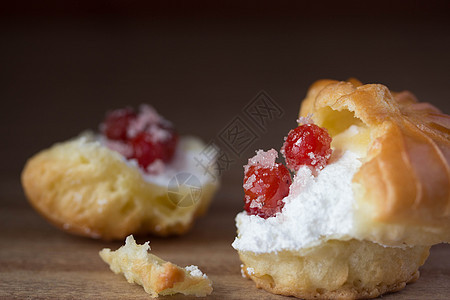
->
[232,79,450,298]
[100,235,213,297]
[22,105,218,240]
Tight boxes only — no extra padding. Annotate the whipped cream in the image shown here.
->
[232,150,362,254]
[97,135,216,187]
[138,137,216,186]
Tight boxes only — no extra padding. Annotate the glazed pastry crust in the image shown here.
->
[21,134,217,240]
[239,239,429,299]
[100,235,212,297]
[300,79,450,246]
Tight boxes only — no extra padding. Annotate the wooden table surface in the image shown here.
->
[1,179,449,300]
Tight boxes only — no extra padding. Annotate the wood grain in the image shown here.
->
[1,180,450,299]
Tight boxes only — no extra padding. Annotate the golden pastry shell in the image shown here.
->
[300,79,450,246]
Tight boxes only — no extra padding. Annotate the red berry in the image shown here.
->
[102,108,136,141]
[282,123,332,171]
[130,124,178,169]
[243,163,292,219]
[130,132,159,169]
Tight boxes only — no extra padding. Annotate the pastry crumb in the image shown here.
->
[99,235,212,298]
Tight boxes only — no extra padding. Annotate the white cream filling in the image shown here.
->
[139,136,216,186]
[232,150,362,254]
[97,134,216,187]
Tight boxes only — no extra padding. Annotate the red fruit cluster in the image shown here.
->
[101,107,178,170]
[243,122,332,218]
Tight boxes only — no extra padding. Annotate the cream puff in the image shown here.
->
[22,105,218,240]
[232,79,450,299]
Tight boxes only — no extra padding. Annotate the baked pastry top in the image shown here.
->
[100,235,212,297]
[300,79,450,246]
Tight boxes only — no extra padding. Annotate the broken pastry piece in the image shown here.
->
[99,235,213,297]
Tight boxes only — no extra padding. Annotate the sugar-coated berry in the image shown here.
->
[243,163,292,219]
[101,106,179,171]
[130,124,178,169]
[130,132,159,169]
[282,123,332,171]
[102,108,136,141]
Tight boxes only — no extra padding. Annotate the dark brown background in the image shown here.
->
[2,0,450,185]
[1,1,450,299]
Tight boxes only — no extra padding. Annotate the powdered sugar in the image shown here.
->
[146,159,165,174]
[232,150,362,253]
[307,152,317,165]
[246,267,255,275]
[243,174,256,190]
[146,124,171,142]
[240,264,246,278]
[244,149,278,173]
[249,195,264,209]
[294,137,304,147]
[297,114,313,125]
[127,104,162,138]
[185,265,208,279]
